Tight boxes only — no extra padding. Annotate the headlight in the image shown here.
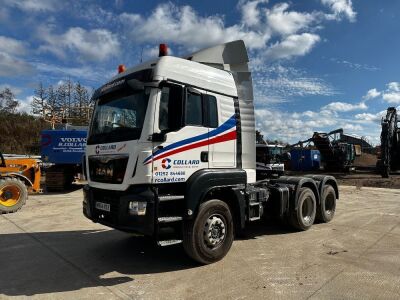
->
[128,201,147,216]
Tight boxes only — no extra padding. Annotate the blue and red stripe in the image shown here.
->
[144,115,236,164]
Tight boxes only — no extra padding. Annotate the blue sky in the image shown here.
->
[0,0,399,144]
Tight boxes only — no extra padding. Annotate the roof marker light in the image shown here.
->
[159,43,168,57]
[118,64,126,73]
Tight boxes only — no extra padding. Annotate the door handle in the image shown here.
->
[201,151,208,162]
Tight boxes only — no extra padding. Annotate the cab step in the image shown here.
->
[158,216,183,223]
[158,195,185,202]
[157,239,182,247]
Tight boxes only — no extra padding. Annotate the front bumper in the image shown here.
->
[83,185,156,236]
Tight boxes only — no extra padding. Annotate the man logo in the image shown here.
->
[95,145,100,154]
[162,158,171,169]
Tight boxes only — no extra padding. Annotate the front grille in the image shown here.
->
[89,155,128,184]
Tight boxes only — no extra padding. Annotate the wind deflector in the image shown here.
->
[187,40,249,67]
[186,40,253,102]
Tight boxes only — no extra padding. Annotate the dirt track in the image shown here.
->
[336,172,400,189]
[287,170,400,189]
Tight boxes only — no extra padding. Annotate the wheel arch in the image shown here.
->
[271,176,320,211]
[185,169,247,229]
[303,174,339,201]
[1,173,32,188]
[202,187,246,232]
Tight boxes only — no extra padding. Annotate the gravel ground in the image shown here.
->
[1,185,400,299]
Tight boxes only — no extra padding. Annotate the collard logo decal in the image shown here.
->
[161,158,171,169]
[95,144,117,154]
[153,158,201,183]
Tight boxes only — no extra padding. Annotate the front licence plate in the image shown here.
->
[95,202,110,212]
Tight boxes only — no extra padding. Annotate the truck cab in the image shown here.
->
[256,144,285,179]
[83,41,338,264]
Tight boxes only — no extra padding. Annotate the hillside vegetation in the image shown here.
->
[0,113,49,154]
[0,81,93,155]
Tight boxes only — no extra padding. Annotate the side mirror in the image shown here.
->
[152,132,166,142]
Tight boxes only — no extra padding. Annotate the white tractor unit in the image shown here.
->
[82,41,338,264]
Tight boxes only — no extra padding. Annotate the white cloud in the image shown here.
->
[387,82,400,92]
[239,0,268,27]
[363,88,381,100]
[266,3,320,36]
[342,123,363,131]
[120,3,270,51]
[17,95,34,113]
[255,104,376,144]
[3,0,59,12]
[354,112,383,123]
[252,64,335,105]
[0,52,33,77]
[255,108,340,142]
[0,36,32,77]
[322,101,367,112]
[119,1,353,63]
[382,82,400,104]
[33,62,113,83]
[321,0,357,22]
[38,27,120,61]
[330,57,379,71]
[264,33,320,61]
[358,82,400,105]
[0,36,27,56]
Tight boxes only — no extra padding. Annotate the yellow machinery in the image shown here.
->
[0,152,41,214]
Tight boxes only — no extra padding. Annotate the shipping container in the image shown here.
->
[290,149,321,171]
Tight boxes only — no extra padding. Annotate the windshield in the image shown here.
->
[88,89,150,144]
[268,147,283,156]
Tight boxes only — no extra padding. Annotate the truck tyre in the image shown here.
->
[316,185,336,223]
[382,166,390,178]
[289,187,316,231]
[0,177,28,214]
[183,199,234,264]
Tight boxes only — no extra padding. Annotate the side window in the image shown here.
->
[185,91,203,126]
[159,87,169,131]
[158,84,183,132]
[204,95,218,128]
[160,85,219,130]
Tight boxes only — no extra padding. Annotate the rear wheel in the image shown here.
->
[316,185,336,223]
[183,200,234,264]
[289,187,316,231]
[382,166,390,178]
[0,177,28,214]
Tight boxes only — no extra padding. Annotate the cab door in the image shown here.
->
[148,84,209,183]
[208,93,237,168]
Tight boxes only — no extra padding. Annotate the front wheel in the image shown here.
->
[183,200,234,264]
[0,177,28,214]
[289,187,316,231]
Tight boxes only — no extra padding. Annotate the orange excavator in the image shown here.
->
[0,152,41,214]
